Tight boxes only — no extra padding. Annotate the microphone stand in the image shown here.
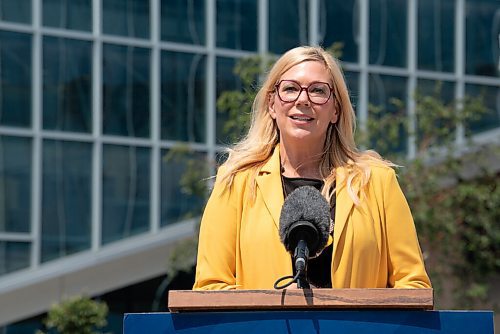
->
[294,239,311,289]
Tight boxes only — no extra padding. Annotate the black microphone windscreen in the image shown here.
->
[279,186,331,256]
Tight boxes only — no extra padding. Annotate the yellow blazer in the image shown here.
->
[193,147,431,290]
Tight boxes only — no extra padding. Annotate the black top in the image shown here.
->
[281,175,335,288]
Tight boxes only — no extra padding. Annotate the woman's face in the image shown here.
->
[269,60,338,149]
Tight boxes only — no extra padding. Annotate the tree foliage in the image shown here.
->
[37,295,109,334]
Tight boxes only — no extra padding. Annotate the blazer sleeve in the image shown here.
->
[383,168,432,288]
[192,167,241,290]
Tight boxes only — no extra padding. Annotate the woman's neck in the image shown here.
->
[279,142,323,179]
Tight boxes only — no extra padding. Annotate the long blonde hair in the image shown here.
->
[218,46,393,205]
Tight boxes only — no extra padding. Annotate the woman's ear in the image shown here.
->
[268,94,276,119]
[330,109,339,124]
[330,99,340,124]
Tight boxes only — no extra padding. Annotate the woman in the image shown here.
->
[193,46,431,290]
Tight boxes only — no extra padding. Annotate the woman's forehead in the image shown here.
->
[279,61,332,85]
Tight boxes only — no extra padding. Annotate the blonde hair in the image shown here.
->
[218,46,393,205]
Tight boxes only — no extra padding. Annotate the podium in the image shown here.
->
[123,289,494,333]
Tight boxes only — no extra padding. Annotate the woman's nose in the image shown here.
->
[295,89,310,105]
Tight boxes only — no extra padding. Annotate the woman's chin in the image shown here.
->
[281,130,324,145]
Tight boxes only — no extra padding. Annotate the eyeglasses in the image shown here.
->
[275,80,333,105]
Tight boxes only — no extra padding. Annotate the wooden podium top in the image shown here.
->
[168,288,433,312]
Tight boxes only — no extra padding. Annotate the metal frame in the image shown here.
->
[30,0,42,269]
[407,0,417,159]
[150,0,161,234]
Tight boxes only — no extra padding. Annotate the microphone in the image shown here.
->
[277,186,331,288]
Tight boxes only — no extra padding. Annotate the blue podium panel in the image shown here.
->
[124,310,494,334]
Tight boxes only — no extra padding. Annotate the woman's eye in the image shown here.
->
[311,88,326,95]
[310,84,329,95]
[283,86,298,92]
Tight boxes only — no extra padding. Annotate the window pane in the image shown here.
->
[160,149,207,227]
[319,0,358,63]
[0,136,31,233]
[369,74,407,110]
[368,74,408,154]
[102,145,150,245]
[161,0,205,44]
[216,57,244,144]
[43,0,92,31]
[103,44,150,138]
[466,84,500,134]
[41,140,92,263]
[43,37,92,132]
[418,0,455,72]
[161,51,206,142]
[0,0,31,24]
[269,0,309,54]
[417,80,455,102]
[465,0,499,77]
[345,71,359,113]
[216,0,257,51]
[1,316,44,334]
[369,0,407,68]
[0,30,31,127]
[103,0,150,39]
[0,242,30,275]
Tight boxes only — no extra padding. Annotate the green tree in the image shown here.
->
[37,295,109,334]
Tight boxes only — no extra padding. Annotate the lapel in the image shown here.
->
[255,146,284,230]
[255,145,356,240]
[333,166,356,252]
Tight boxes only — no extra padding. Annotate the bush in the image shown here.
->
[37,295,109,334]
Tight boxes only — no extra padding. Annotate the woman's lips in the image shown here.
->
[290,115,314,122]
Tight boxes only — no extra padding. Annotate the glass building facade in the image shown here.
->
[0,0,499,331]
